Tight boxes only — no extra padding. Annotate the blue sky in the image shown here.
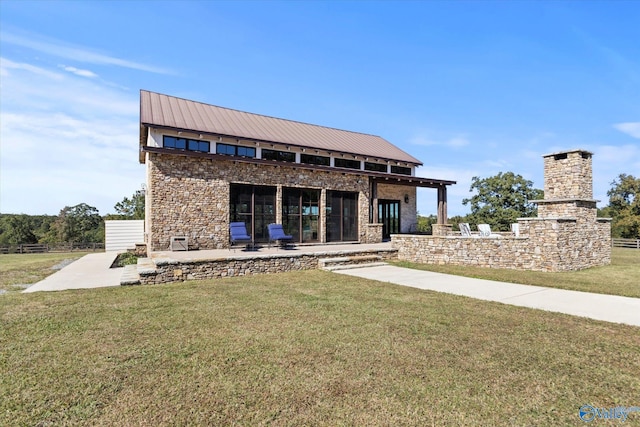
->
[1,0,639,217]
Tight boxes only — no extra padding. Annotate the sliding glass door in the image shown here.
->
[230,184,276,243]
[283,188,320,243]
[327,191,358,242]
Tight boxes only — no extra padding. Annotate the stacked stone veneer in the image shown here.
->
[139,248,398,285]
[393,149,611,272]
[146,153,405,251]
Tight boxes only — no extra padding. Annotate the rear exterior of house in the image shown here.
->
[139,90,455,252]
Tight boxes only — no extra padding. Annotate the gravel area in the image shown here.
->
[51,258,77,270]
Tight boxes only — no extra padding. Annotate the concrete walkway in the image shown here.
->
[334,264,640,327]
[23,252,122,293]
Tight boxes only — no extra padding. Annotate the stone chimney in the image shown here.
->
[534,149,597,221]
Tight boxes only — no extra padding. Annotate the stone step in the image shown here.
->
[120,257,157,286]
[319,255,385,271]
[120,264,141,286]
[136,257,157,275]
[322,262,388,272]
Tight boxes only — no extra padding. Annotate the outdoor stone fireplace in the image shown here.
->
[392,149,612,272]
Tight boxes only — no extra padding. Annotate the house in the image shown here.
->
[139,90,455,252]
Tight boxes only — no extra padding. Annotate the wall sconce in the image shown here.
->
[404,194,409,204]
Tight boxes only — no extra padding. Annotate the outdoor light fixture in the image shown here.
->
[404,194,409,204]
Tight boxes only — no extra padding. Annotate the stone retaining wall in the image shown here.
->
[139,249,398,285]
[393,217,611,272]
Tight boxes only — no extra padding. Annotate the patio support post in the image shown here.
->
[437,184,447,225]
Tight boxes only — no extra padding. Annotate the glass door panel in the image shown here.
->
[378,199,400,240]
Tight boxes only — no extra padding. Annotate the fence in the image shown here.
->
[612,238,640,249]
[0,243,105,254]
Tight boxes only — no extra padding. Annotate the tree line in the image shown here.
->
[417,172,639,239]
[1,173,638,245]
[0,190,145,246]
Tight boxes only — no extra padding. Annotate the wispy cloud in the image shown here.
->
[0,57,63,80]
[613,122,640,139]
[60,65,98,78]
[0,56,142,215]
[1,30,172,75]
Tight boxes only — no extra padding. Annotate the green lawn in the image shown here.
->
[0,251,93,293]
[392,248,640,298]
[1,270,639,426]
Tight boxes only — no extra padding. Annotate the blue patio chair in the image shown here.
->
[267,223,294,248]
[229,222,254,250]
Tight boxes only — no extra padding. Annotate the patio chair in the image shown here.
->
[478,224,500,238]
[511,223,520,237]
[229,222,254,250]
[267,223,294,248]
[459,223,474,237]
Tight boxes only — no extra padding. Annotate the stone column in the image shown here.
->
[276,185,283,224]
[432,224,452,236]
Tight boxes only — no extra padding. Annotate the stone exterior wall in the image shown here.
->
[147,152,384,251]
[393,149,611,272]
[377,183,417,233]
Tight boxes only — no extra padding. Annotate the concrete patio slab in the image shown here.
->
[23,252,122,293]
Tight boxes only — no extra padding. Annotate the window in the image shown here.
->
[163,135,210,153]
[261,149,296,163]
[188,139,210,152]
[364,162,387,173]
[216,143,256,158]
[334,158,361,170]
[391,165,411,175]
[300,153,330,166]
[237,146,256,157]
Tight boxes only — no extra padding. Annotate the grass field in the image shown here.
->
[0,251,92,293]
[2,266,639,425]
[393,248,640,298]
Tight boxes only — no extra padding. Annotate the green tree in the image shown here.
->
[0,214,37,245]
[462,172,543,231]
[52,203,103,243]
[416,214,437,233]
[607,174,640,238]
[112,190,145,220]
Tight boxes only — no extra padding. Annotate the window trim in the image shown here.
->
[163,135,210,153]
[365,162,388,173]
[216,143,256,158]
[390,165,412,176]
[300,153,330,166]
[261,148,296,163]
[334,157,361,170]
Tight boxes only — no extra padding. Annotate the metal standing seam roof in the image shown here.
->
[140,90,423,165]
